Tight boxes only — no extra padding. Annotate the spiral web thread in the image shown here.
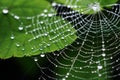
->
[34,1,120,80]
[7,0,120,80]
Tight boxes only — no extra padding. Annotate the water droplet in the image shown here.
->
[2,9,9,14]
[62,78,66,80]
[80,67,82,69]
[61,37,64,39]
[89,62,92,64]
[22,48,25,51]
[40,21,43,24]
[44,33,48,36]
[31,47,34,50]
[116,60,118,62]
[116,47,118,49]
[102,44,105,47]
[110,57,113,59]
[40,48,43,51]
[67,29,71,32]
[49,38,52,41]
[65,75,68,78]
[102,48,106,51]
[77,42,80,44]
[89,2,101,12]
[55,65,58,67]
[75,5,78,8]
[34,57,38,62]
[102,53,106,57]
[16,43,20,47]
[25,32,28,34]
[91,49,93,51]
[97,65,103,70]
[18,26,23,31]
[48,14,53,17]
[40,54,45,57]
[47,44,50,46]
[102,41,105,43]
[41,13,45,16]
[116,68,118,71]
[44,9,48,13]
[67,5,71,8]
[52,2,57,6]
[91,71,94,73]
[66,73,70,76]
[80,9,83,12]
[96,61,100,63]
[14,15,20,19]
[99,74,102,77]
[33,37,36,40]
[10,35,15,40]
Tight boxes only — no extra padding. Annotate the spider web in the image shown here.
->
[8,1,120,80]
[34,2,120,80]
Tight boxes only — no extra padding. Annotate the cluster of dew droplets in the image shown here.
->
[2,1,120,80]
[2,9,9,14]
[2,9,23,40]
[89,2,101,12]
[2,8,25,50]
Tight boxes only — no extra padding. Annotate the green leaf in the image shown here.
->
[54,0,118,14]
[0,0,77,59]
